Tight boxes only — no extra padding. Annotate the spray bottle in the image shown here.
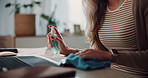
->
[50,26,60,54]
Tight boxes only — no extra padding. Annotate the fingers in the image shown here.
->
[48,25,63,40]
[48,25,70,55]
[51,36,62,42]
[80,54,88,58]
[75,49,89,55]
[47,33,52,48]
[75,50,88,57]
[76,52,90,59]
[60,51,68,55]
[54,27,63,40]
[75,49,94,58]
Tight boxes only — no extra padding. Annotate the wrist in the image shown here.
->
[62,48,80,55]
[75,49,82,53]
[109,49,119,62]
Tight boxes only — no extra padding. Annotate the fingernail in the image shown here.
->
[49,45,52,48]
[48,25,52,28]
[49,43,52,47]
[53,37,57,40]
[51,36,54,39]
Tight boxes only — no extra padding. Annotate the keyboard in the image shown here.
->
[0,56,31,71]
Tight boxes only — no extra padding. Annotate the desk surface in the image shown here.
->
[17,47,143,78]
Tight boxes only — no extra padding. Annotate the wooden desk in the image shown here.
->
[17,47,143,78]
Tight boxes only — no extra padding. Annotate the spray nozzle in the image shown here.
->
[50,26,57,37]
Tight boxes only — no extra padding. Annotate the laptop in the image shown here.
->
[0,50,67,71]
[0,54,75,78]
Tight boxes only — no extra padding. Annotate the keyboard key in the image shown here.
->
[0,56,31,71]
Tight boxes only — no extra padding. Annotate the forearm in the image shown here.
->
[60,47,81,55]
[101,51,114,61]
[113,50,148,70]
[67,48,81,54]
[58,40,81,55]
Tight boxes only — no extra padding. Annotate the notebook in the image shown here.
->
[36,54,66,66]
[35,48,67,66]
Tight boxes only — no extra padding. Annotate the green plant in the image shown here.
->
[5,1,41,14]
[40,5,59,27]
[40,14,58,26]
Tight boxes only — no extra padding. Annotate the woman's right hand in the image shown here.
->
[47,25,70,55]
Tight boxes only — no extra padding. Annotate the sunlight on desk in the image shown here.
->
[17,47,47,56]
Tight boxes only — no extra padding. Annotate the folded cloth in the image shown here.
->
[65,53,111,70]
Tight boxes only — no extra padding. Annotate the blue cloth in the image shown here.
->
[65,53,111,70]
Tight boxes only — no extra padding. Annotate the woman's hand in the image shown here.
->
[76,49,113,61]
[47,25,70,55]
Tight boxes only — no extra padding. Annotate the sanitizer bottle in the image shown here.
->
[50,26,60,54]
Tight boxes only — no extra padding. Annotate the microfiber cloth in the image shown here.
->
[65,53,111,70]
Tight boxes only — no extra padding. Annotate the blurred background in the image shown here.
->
[0,0,89,49]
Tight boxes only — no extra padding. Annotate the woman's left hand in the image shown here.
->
[75,49,113,61]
